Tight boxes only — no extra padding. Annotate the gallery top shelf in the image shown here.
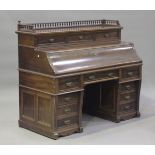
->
[17,19,122,34]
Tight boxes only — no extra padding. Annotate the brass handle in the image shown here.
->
[66,82,73,87]
[64,97,72,102]
[104,33,110,38]
[127,71,134,76]
[108,72,114,77]
[64,120,71,125]
[64,108,71,113]
[48,38,55,42]
[89,75,95,80]
[79,35,83,39]
[125,85,131,90]
[124,105,130,110]
[124,95,131,100]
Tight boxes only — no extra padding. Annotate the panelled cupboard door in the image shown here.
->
[20,88,36,122]
[20,87,54,130]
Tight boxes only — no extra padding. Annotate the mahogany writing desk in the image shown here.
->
[16,19,142,139]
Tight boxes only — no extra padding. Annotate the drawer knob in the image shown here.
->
[79,35,83,39]
[125,85,131,90]
[48,38,55,42]
[127,71,134,76]
[124,105,130,110]
[104,33,110,38]
[64,108,71,113]
[66,82,73,87]
[64,120,71,125]
[64,97,72,102]
[108,72,114,77]
[89,75,95,80]
[124,95,131,100]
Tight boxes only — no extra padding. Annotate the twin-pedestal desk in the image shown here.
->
[16,19,142,139]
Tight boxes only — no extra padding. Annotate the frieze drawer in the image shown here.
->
[58,92,80,106]
[84,70,118,82]
[121,66,140,80]
[57,116,78,129]
[58,76,81,91]
[120,92,137,104]
[57,104,78,116]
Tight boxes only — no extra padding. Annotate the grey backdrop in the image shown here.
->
[0,10,155,144]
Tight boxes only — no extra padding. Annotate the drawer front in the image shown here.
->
[57,116,78,129]
[120,92,137,104]
[121,66,140,80]
[95,31,119,41]
[84,70,118,82]
[120,82,137,93]
[57,104,78,116]
[37,35,65,44]
[38,34,92,45]
[58,92,80,106]
[119,102,136,113]
[67,34,92,42]
[58,76,81,91]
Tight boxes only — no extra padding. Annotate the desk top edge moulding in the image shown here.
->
[16,19,142,139]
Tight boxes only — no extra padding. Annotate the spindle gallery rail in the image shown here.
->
[17,19,120,31]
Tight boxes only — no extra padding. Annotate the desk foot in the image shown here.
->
[113,116,121,123]
[136,112,141,118]
[51,132,59,140]
[78,127,83,133]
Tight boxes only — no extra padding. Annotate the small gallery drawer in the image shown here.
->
[58,92,80,106]
[84,70,118,82]
[120,92,137,104]
[119,102,136,113]
[57,104,78,116]
[121,66,140,80]
[57,116,78,129]
[95,31,119,40]
[67,34,92,42]
[120,82,137,93]
[58,76,81,91]
[37,35,65,44]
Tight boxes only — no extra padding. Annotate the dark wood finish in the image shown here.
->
[19,71,56,93]
[16,19,142,139]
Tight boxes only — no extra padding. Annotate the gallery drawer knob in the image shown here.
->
[48,38,55,42]
[64,120,71,125]
[88,75,95,80]
[64,97,72,102]
[64,108,71,113]
[65,82,73,87]
[79,35,83,39]
[124,95,131,100]
[104,33,110,38]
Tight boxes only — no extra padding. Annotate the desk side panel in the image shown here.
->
[18,46,54,75]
